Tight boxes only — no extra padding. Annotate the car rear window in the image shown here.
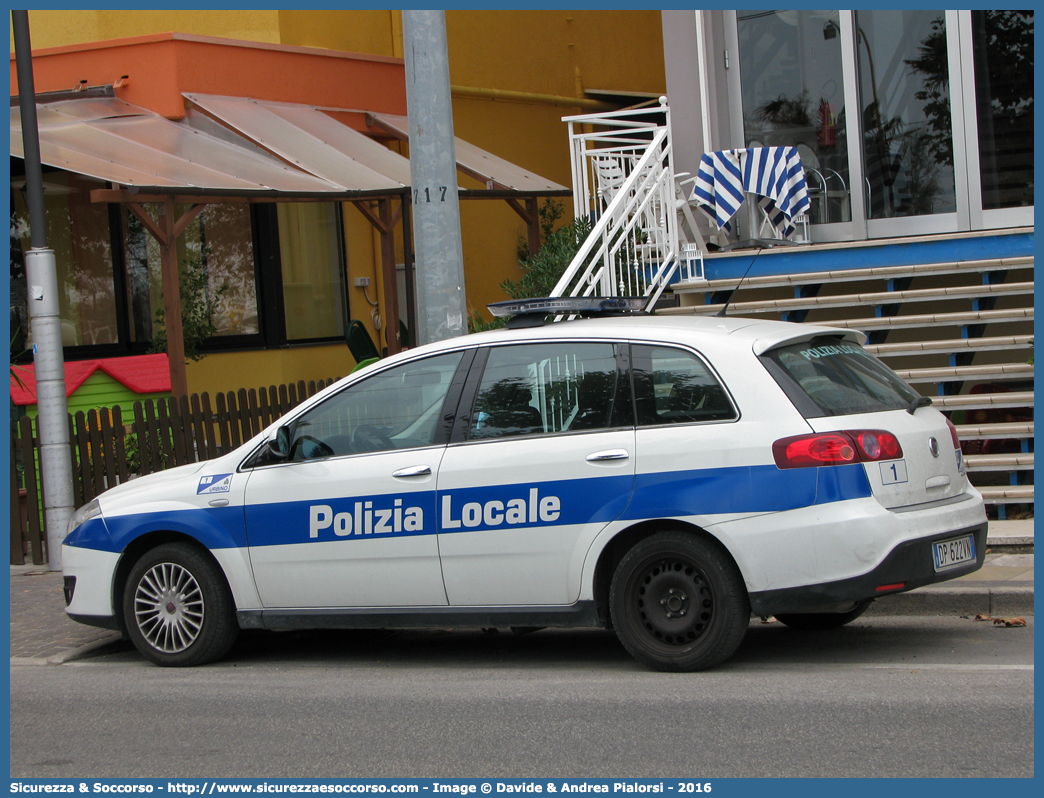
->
[761,336,920,418]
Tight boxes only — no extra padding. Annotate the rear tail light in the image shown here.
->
[773,430,903,469]
[850,430,902,461]
[773,433,857,468]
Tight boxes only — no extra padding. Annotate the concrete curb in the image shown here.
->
[986,520,1034,548]
[867,586,1034,618]
[48,633,126,664]
[988,536,1035,548]
[10,633,125,666]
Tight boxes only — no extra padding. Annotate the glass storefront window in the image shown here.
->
[11,165,348,357]
[186,205,259,338]
[123,203,259,343]
[737,9,851,225]
[278,203,345,341]
[972,10,1033,211]
[12,172,118,347]
[726,9,1032,234]
[855,10,956,219]
[122,209,161,345]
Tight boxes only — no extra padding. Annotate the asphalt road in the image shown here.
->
[10,616,1033,778]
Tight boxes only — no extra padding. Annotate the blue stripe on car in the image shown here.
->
[65,464,872,552]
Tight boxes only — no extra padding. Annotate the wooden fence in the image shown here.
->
[10,378,336,565]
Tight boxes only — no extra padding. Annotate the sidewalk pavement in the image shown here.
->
[9,521,1033,665]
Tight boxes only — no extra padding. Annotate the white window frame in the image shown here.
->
[720,9,1033,243]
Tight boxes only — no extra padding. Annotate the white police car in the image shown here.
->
[62,299,986,671]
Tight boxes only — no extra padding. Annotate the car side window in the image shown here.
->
[288,351,465,459]
[469,342,622,440]
[632,344,736,426]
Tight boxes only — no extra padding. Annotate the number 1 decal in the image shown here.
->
[880,459,908,485]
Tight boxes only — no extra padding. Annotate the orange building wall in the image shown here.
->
[9,32,406,122]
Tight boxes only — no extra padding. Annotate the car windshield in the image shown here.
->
[762,336,919,417]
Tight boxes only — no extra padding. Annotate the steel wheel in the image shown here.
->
[133,562,205,653]
[630,555,715,647]
[123,542,238,667]
[611,531,749,672]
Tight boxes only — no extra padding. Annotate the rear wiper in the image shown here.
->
[906,396,933,414]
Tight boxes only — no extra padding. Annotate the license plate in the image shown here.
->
[932,534,976,571]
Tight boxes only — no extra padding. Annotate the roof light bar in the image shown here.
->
[487,296,646,327]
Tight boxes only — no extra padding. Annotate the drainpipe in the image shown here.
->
[13,10,75,571]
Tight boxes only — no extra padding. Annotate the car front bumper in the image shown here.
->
[62,544,121,628]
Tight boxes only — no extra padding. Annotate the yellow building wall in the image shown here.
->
[445,10,665,98]
[277,10,402,57]
[450,11,666,322]
[12,10,281,50]
[16,9,665,392]
[184,343,353,399]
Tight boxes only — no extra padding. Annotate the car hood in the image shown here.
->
[93,461,209,511]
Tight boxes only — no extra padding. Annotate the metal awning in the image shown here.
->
[10,97,343,193]
[366,112,568,193]
[11,90,570,397]
[11,94,568,198]
[183,93,412,191]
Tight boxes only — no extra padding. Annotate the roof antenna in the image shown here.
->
[716,246,763,317]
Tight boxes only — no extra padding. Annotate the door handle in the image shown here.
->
[392,465,432,478]
[586,449,629,462]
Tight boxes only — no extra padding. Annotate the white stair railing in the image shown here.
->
[554,98,701,310]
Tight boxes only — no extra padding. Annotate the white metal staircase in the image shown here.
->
[551,99,702,310]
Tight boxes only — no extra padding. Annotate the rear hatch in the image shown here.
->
[759,334,968,510]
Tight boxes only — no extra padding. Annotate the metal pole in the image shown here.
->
[13,10,75,570]
[402,10,468,345]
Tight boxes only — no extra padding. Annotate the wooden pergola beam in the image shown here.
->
[505,196,541,257]
[124,199,207,400]
[350,199,403,356]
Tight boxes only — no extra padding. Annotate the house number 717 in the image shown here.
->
[414,186,448,203]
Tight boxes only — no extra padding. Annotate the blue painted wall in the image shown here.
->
[703,231,1034,281]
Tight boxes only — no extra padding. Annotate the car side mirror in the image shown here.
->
[267,426,292,459]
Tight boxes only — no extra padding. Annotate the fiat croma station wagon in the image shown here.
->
[63,306,986,671]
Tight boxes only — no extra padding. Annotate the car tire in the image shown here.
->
[610,531,750,672]
[775,600,873,631]
[123,542,239,667]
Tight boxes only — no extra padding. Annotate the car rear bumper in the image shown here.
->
[748,521,988,617]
